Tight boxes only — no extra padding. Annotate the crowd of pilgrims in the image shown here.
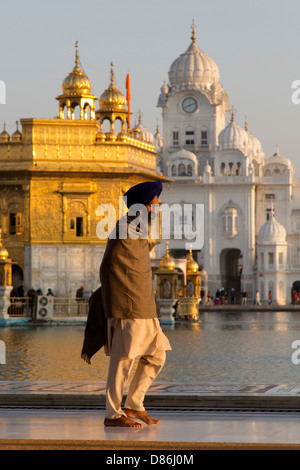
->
[203,287,267,306]
[204,287,240,305]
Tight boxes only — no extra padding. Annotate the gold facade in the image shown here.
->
[0,44,166,294]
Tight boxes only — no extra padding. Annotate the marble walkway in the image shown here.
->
[1,381,300,448]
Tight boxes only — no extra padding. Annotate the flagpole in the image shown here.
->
[126,73,131,131]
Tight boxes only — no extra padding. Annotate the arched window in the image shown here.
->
[220,163,226,176]
[222,208,238,238]
[102,118,111,133]
[172,130,179,146]
[201,130,208,145]
[228,162,234,176]
[187,164,193,176]
[83,103,91,120]
[114,118,122,133]
[236,162,242,176]
[171,164,177,176]
[178,163,186,176]
[185,128,195,148]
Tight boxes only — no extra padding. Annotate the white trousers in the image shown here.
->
[105,320,166,419]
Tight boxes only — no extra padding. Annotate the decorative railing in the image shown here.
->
[8,296,89,317]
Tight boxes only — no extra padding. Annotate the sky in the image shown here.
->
[1,0,300,173]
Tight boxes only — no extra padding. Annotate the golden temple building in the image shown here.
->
[0,42,166,296]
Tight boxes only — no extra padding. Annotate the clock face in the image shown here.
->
[182,97,197,113]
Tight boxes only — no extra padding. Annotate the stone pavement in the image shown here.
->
[1,380,300,409]
[1,381,300,449]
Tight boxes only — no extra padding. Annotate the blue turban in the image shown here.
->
[123,181,162,208]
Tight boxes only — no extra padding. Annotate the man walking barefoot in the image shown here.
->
[100,181,171,427]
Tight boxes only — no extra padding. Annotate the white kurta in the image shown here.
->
[105,318,171,359]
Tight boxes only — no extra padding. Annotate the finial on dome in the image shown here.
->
[270,200,275,219]
[245,115,248,131]
[231,106,236,121]
[137,109,143,124]
[191,19,196,43]
[110,61,116,88]
[75,41,79,64]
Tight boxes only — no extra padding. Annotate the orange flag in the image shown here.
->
[126,73,131,129]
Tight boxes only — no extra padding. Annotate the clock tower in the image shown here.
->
[157,22,230,177]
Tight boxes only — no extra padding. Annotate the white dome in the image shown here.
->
[218,116,248,153]
[265,147,292,168]
[247,132,263,157]
[160,81,169,95]
[243,120,265,161]
[258,212,286,244]
[136,117,155,144]
[203,160,212,173]
[169,148,197,163]
[168,28,219,92]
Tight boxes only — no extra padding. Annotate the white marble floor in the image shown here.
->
[1,408,300,445]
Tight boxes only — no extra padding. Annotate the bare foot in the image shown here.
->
[104,416,142,427]
[124,408,160,425]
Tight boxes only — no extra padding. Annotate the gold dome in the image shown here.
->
[0,123,9,142]
[186,248,199,273]
[62,41,92,95]
[99,62,126,111]
[11,121,22,142]
[159,242,175,271]
[0,230,9,261]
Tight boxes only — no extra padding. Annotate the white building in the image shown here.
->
[155,23,300,305]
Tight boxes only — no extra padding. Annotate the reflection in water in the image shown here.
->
[1,311,300,383]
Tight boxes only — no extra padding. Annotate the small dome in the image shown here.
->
[168,22,219,91]
[0,123,9,142]
[99,62,126,111]
[258,211,286,244]
[169,148,197,163]
[247,132,262,156]
[186,248,199,273]
[157,81,169,107]
[135,114,155,144]
[244,118,265,161]
[218,113,248,153]
[11,122,22,142]
[62,42,92,95]
[203,160,212,173]
[265,145,292,168]
[160,81,169,95]
[159,243,175,271]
